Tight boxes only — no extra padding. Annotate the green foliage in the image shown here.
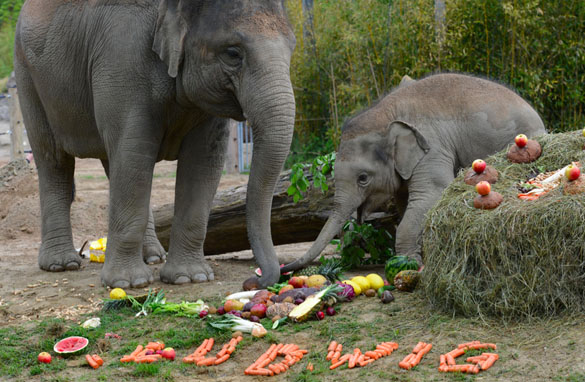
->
[286,0,585,160]
[333,219,395,268]
[287,152,335,203]
[0,0,22,78]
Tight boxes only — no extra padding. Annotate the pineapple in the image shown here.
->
[288,284,343,322]
[292,258,345,282]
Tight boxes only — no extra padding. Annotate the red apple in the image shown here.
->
[161,347,176,361]
[37,352,52,364]
[515,134,528,148]
[565,165,581,181]
[472,159,486,174]
[288,276,305,288]
[316,311,325,320]
[475,181,491,196]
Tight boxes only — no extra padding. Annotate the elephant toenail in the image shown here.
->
[112,280,130,289]
[132,278,149,288]
[49,264,64,272]
[174,276,191,284]
[66,262,80,270]
[193,274,207,283]
[146,256,163,264]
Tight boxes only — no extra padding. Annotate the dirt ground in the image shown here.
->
[1,157,585,382]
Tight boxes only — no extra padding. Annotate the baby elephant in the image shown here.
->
[282,73,546,271]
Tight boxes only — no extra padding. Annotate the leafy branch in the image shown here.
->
[287,153,335,203]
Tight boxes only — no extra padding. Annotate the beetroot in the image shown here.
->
[249,315,260,323]
[199,310,208,318]
[326,307,336,316]
[316,311,325,320]
[293,298,304,305]
[250,304,267,318]
[243,302,255,312]
[145,349,154,356]
[217,307,225,315]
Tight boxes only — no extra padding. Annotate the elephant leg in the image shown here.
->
[15,68,80,272]
[100,159,166,264]
[395,170,454,265]
[160,118,229,284]
[99,121,161,288]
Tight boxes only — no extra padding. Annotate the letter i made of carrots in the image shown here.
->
[399,341,432,370]
[245,343,308,376]
[329,341,398,370]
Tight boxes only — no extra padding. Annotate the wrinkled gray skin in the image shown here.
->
[282,74,546,272]
[14,0,296,288]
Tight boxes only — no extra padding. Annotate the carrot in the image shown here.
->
[482,352,499,360]
[196,357,216,366]
[245,368,272,376]
[356,354,365,365]
[466,343,497,351]
[378,344,395,353]
[386,342,399,350]
[374,349,388,357]
[326,350,334,360]
[399,353,414,370]
[120,355,135,363]
[412,342,425,353]
[130,345,143,358]
[360,358,375,367]
[440,354,446,366]
[214,354,230,365]
[236,336,243,342]
[86,354,100,369]
[335,343,343,352]
[182,356,195,364]
[365,351,379,359]
[328,341,338,352]
[307,362,314,371]
[259,357,273,368]
[457,341,480,349]
[447,364,480,374]
[268,364,279,374]
[447,348,465,358]
[446,354,456,366]
[331,351,341,362]
[479,355,498,370]
[466,355,489,364]
[92,354,104,366]
[205,338,214,352]
[330,358,348,370]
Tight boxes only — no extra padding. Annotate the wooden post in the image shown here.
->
[9,86,25,161]
[224,119,239,174]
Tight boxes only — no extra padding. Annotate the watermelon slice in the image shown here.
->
[54,336,89,355]
[254,264,292,277]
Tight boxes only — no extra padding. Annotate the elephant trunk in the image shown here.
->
[242,64,295,287]
[281,191,362,273]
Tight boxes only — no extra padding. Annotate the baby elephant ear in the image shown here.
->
[153,0,187,78]
[389,121,430,180]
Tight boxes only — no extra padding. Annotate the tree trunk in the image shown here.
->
[153,170,400,255]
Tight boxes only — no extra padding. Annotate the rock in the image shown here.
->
[507,140,542,163]
[473,191,503,210]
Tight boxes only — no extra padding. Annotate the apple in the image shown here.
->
[37,352,52,364]
[472,159,486,174]
[161,347,176,361]
[475,181,491,196]
[288,276,305,288]
[565,165,581,181]
[515,134,528,148]
[316,311,325,320]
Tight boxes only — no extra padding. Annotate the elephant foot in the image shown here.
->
[160,257,214,284]
[142,240,166,265]
[101,259,153,288]
[38,247,81,272]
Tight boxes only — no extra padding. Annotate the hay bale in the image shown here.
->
[423,131,585,320]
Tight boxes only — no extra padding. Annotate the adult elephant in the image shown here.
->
[282,73,546,272]
[14,0,296,288]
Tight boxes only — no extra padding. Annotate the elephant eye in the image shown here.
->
[225,47,242,60]
[358,173,369,186]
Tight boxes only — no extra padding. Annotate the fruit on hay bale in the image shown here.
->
[472,159,486,174]
[475,181,491,196]
[515,134,528,148]
[394,270,421,292]
[565,164,581,181]
[385,256,419,286]
[54,336,89,356]
[507,137,542,163]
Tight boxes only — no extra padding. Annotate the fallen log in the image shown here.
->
[153,170,399,255]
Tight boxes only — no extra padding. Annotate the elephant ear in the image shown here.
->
[389,121,430,180]
[153,0,187,78]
